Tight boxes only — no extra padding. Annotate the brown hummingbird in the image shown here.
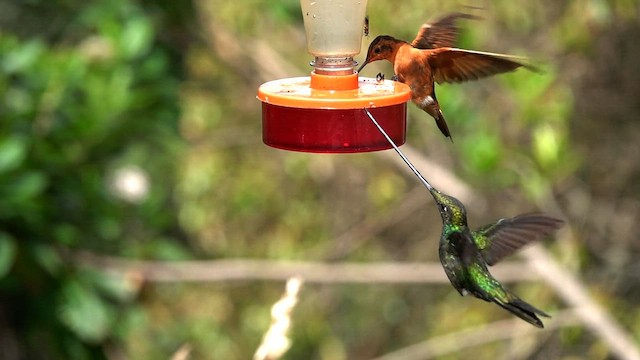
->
[358,13,537,140]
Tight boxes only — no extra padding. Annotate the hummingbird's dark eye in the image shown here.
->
[374,47,381,54]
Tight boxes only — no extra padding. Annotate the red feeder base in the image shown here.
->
[262,103,406,153]
[258,74,411,153]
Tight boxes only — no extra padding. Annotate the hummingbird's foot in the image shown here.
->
[376,72,385,82]
[391,74,399,82]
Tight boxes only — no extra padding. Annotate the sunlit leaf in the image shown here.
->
[0,136,27,173]
[58,281,114,343]
[461,132,502,174]
[533,124,560,169]
[1,40,44,74]
[120,17,154,59]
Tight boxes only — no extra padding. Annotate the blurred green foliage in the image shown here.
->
[1,0,640,358]
[0,0,187,357]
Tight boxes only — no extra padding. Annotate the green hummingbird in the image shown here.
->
[364,109,564,328]
[430,189,563,328]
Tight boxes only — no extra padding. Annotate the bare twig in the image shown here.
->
[72,252,539,284]
[371,310,581,360]
[524,245,640,360]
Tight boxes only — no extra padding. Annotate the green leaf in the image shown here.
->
[0,136,27,173]
[120,17,153,59]
[90,270,141,302]
[2,171,47,202]
[461,132,502,174]
[58,281,113,343]
[32,244,62,275]
[0,233,17,278]
[533,124,561,169]
[1,40,44,74]
[140,238,192,261]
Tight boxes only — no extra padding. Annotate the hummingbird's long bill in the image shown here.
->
[364,108,434,192]
[357,60,368,73]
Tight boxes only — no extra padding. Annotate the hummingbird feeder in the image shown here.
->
[257,0,411,153]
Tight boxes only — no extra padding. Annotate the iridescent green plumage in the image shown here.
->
[430,189,563,328]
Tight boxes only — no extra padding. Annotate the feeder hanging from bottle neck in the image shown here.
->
[257,0,411,153]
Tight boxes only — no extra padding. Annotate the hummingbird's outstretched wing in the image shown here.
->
[472,213,564,266]
[426,48,539,84]
[411,13,479,49]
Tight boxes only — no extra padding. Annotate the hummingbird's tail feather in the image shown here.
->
[496,297,550,328]
[422,101,452,141]
[433,109,453,142]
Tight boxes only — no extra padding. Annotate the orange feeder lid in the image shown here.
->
[258,72,412,153]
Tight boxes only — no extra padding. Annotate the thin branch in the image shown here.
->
[524,245,640,360]
[371,310,581,360]
[72,252,539,284]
